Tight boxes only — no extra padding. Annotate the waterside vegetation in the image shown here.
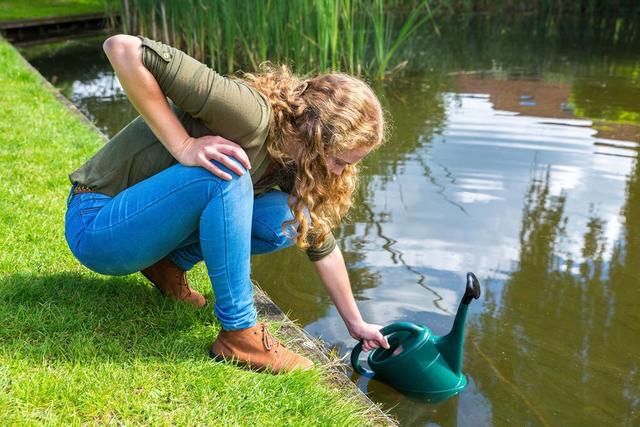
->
[104,0,435,79]
[104,0,638,79]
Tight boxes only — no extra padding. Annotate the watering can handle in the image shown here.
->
[350,322,424,377]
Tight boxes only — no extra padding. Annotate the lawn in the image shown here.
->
[0,0,104,21]
[0,35,383,425]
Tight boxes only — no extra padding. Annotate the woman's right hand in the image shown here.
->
[176,135,252,181]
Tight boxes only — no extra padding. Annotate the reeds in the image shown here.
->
[103,0,434,78]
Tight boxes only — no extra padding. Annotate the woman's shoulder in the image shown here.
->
[200,77,272,146]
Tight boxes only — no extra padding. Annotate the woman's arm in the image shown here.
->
[313,246,389,352]
[102,35,250,180]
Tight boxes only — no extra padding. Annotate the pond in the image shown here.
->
[21,13,640,426]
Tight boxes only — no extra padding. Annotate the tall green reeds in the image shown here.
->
[103,0,434,78]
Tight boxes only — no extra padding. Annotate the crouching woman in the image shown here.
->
[64,34,390,373]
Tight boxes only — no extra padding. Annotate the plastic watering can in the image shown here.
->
[351,272,481,402]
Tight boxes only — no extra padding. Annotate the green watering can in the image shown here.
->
[351,272,481,402]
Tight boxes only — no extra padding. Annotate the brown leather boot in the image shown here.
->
[141,257,206,308]
[209,323,313,373]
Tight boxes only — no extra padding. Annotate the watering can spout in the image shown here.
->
[436,272,481,377]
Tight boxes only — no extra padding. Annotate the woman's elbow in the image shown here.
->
[103,34,140,61]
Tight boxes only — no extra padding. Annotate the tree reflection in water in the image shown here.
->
[467,160,640,425]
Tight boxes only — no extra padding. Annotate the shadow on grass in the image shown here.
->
[0,272,217,363]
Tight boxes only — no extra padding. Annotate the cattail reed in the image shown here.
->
[103,0,434,78]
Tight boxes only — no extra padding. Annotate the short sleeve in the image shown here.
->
[306,232,337,262]
[137,35,268,145]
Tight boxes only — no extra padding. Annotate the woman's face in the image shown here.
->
[326,145,371,176]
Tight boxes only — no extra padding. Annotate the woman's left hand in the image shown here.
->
[348,321,390,352]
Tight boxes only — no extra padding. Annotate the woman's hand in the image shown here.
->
[176,135,252,181]
[348,320,390,352]
[312,248,389,353]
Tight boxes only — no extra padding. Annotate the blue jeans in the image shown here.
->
[64,161,296,330]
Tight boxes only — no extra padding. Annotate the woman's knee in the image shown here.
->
[253,219,295,247]
[251,223,295,255]
[173,160,253,199]
[251,190,297,253]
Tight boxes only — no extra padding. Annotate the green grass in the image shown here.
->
[0,0,104,21]
[0,36,380,425]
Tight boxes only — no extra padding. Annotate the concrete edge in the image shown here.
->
[2,34,397,426]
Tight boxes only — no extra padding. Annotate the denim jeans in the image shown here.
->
[64,161,295,330]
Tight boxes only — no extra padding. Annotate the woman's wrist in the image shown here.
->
[345,317,365,333]
[173,135,194,164]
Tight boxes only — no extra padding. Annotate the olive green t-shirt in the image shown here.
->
[68,36,335,261]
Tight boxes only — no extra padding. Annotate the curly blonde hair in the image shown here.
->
[241,64,386,250]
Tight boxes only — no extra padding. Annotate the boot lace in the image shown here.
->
[260,323,282,352]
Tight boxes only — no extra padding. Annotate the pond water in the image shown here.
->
[21,13,640,426]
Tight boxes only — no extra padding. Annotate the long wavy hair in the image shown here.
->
[241,64,386,250]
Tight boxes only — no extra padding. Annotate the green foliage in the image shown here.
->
[0,37,381,425]
[432,0,640,16]
[105,0,435,78]
[0,0,105,21]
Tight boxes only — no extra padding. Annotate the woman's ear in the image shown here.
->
[294,81,309,96]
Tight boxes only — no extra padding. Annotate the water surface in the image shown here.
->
[21,14,640,426]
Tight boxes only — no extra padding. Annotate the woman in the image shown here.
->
[65,34,390,373]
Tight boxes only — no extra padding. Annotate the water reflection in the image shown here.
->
[468,159,639,425]
[21,37,138,136]
[305,91,637,424]
[361,375,493,427]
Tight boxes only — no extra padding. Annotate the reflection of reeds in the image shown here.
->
[103,0,434,78]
